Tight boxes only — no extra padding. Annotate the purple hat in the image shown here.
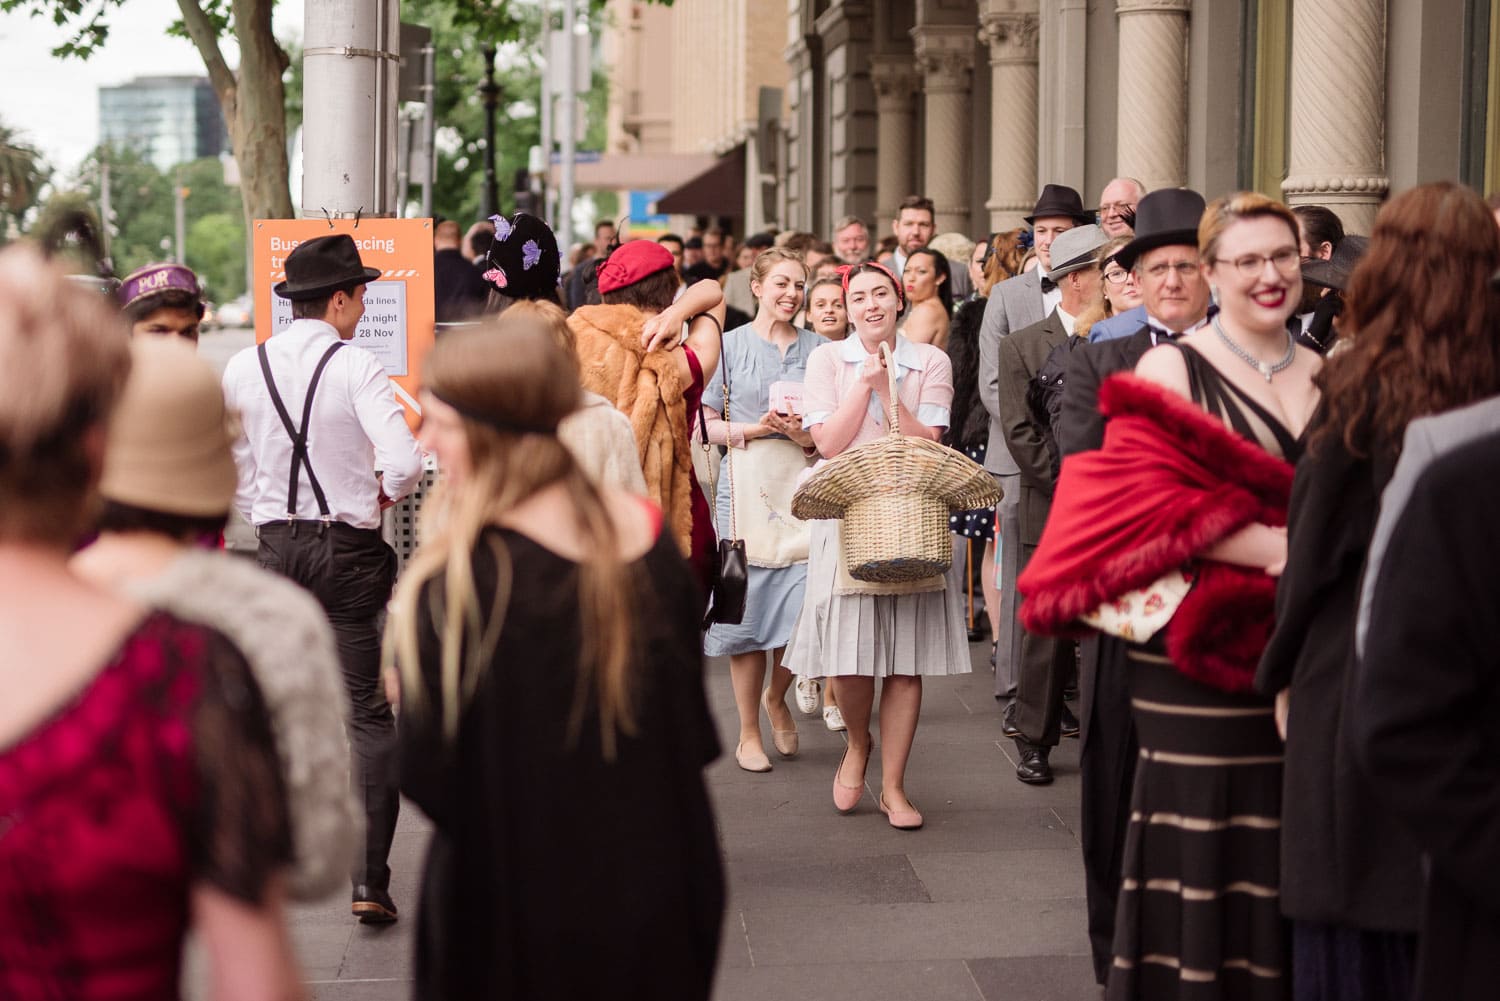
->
[118,263,201,311]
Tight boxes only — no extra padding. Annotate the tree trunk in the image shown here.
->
[177,0,294,226]
[231,0,294,221]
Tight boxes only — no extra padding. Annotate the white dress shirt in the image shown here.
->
[223,318,422,529]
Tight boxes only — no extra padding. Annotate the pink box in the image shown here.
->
[768,381,804,415]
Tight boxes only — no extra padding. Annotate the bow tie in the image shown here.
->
[1148,325,1179,343]
[1040,276,1058,293]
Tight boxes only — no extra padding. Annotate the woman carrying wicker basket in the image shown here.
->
[784,261,975,830]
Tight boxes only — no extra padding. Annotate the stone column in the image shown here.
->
[912,26,977,233]
[870,54,921,233]
[978,5,1039,231]
[1115,0,1190,192]
[1283,0,1388,233]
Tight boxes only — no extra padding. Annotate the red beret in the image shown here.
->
[596,239,675,293]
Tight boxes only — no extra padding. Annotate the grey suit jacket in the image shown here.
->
[978,269,1046,474]
[1356,394,1500,656]
[997,309,1070,545]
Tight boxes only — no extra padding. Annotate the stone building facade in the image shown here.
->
[606,0,1500,238]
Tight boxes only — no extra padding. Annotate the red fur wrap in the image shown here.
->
[1016,373,1294,692]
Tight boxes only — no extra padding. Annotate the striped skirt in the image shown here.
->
[1108,651,1289,1001]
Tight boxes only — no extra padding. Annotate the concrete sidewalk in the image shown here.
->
[283,646,1098,1000]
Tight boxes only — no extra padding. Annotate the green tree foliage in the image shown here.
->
[0,122,50,240]
[400,0,616,230]
[69,146,248,300]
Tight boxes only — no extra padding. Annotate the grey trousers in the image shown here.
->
[992,472,1022,700]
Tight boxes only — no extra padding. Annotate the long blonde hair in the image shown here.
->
[390,320,638,755]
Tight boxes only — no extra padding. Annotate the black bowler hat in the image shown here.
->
[1114,188,1206,271]
[274,234,382,301]
[1302,234,1369,292]
[1025,183,1095,226]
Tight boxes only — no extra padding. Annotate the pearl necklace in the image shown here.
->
[1213,316,1296,383]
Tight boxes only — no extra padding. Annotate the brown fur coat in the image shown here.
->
[568,304,694,555]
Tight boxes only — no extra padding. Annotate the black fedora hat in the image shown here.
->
[1302,234,1369,292]
[1114,188,1206,271]
[1025,183,1095,226]
[274,234,382,300]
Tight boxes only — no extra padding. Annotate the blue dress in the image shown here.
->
[701,324,821,656]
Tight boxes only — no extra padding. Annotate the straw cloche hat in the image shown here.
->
[99,337,239,517]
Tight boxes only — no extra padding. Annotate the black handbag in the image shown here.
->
[700,315,748,628]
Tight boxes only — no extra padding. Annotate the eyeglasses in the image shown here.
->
[1103,268,1131,286]
[1141,260,1201,281]
[1098,202,1136,215]
[1214,248,1301,278]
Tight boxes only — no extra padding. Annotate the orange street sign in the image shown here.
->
[252,218,435,428]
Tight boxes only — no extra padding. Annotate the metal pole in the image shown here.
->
[539,1,552,228]
[174,169,186,264]
[98,156,112,267]
[480,44,500,217]
[559,0,577,245]
[303,0,396,216]
[421,41,436,218]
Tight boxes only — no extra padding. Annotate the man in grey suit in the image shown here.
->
[979,183,1094,707]
[996,224,1108,782]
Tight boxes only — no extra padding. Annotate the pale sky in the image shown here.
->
[0,0,304,179]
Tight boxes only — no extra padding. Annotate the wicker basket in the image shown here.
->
[792,341,1002,582]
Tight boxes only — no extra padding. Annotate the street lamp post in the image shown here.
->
[480,43,500,218]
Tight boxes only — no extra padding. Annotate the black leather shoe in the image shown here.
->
[1061,703,1080,739]
[1015,740,1053,785]
[1001,701,1020,739]
[352,885,398,924]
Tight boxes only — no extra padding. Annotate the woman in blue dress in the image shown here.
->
[701,247,822,773]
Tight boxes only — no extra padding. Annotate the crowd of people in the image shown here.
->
[2,165,1499,1001]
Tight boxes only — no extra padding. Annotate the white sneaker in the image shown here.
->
[823,705,847,732]
[794,675,821,715]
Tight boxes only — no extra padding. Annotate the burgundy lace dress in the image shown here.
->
[0,612,291,1000]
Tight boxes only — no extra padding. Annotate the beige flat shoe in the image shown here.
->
[735,741,772,773]
[762,689,799,758]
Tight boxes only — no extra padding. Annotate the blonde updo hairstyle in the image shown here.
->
[391,318,637,754]
[0,245,130,545]
[749,245,808,294]
[1198,191,1300,265]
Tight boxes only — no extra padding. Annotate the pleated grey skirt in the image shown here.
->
[783,521,972,679]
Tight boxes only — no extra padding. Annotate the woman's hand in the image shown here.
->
[1263,525,1288,577]
[738,422,775,443]
[857,352,889,396]
[1274,688,1290,741]
[762,410,814,447]
[640,310,685,352]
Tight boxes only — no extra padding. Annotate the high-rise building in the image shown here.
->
[98,76,227,172]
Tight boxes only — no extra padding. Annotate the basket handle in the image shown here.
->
[880,340,900,435]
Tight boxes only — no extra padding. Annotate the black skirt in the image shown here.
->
[1108,652,1289,1001]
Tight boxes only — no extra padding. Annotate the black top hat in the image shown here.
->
[1025,184,1095,226]
[274,234,382,301]
[1114,188,1206,271]
[1302,234,1369,292]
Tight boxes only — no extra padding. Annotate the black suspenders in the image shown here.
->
[257,340,346,526]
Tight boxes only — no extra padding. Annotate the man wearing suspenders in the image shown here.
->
[223,234,423,923]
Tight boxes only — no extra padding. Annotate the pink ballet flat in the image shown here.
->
[833,745,866,814]
[879,793,924,831]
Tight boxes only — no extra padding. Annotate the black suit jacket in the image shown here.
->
[434,249,492,323]
[1057,325,1152,457]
